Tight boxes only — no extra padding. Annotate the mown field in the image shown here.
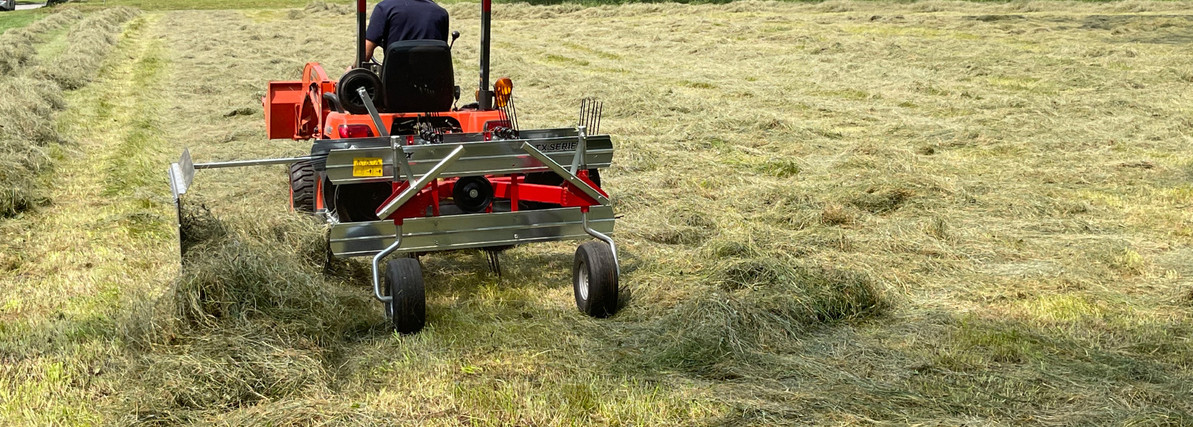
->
[1,0,1192,425]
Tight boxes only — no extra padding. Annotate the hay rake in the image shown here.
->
[167,0,620,333]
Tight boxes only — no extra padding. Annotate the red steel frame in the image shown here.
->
[266,63,609,226]
[378,171,607,226]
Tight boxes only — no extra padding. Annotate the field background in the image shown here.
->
[1,0,1192,424]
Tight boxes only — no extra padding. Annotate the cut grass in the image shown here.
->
[0,8,132,217]
[2,0,1193,424]
[0,8,80,75]
[66,0,351,10]
[0,10,166,425]
[32,7,139,89]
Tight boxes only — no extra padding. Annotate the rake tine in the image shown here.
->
[494,252,502,277]
[595,100,602,135]
[588,98,595,132]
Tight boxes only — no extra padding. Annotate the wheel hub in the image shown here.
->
[577,260,589,301]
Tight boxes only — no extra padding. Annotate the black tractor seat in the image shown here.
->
[379,39,455,114]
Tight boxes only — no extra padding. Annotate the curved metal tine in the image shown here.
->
[371,228,402,302]
[595,100,602,135]
[582,211,619,277]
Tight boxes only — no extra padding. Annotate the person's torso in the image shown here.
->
[377,0,448,46]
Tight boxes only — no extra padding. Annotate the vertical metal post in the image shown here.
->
[570,125,587,174]
[478,0,494,110]
[356,0,367,68]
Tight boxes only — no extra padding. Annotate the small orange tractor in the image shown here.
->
[168,0,619,334]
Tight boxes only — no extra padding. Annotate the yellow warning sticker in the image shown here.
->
[352,157,384,177]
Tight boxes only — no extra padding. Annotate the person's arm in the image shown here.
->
[362,5,387,65]
[364,40,379,62]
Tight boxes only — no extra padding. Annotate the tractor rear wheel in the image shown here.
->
[289,161,316,213]
[386,257,426,334]
[573,241,618,318]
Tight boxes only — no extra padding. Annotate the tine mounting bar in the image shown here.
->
[193,156,316,169]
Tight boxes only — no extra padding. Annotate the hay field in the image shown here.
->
[2,0,1192,424]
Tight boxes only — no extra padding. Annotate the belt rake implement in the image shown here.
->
[166,0,620,334]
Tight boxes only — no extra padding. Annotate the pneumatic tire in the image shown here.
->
[337,68,384,115]
[386,257,426,334]
[573,241,618,318]
[289,161,316,213]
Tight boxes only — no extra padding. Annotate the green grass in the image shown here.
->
[66,0,350,9]
[59,0,1126,10]
[4,0,1193,424]
[0,8,48,33]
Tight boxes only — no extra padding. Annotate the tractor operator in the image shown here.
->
[362,0,450,65]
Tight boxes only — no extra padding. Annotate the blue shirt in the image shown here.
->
[365,0,450,48]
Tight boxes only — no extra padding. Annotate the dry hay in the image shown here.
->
[0,77,66,215]
[302,0,353,15]
[9,0,1189,424]
[0,9,82,75]
[118,203,381,419]
[0,7,138,216]
[0,78,66,215]
[33,7,140,90]
[645,251,885,375]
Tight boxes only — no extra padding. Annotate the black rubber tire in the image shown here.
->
[573,241,619,318]
[337,68,384,115]
[289,161,316,213]
[386,257,426,334]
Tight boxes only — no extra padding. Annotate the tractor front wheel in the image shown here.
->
[289,161,316,213]
[386,257,426,334]
[573,241,618,318]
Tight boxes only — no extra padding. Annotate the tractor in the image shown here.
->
[168,0,620,334]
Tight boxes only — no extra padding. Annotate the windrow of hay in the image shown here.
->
[636,241,885,375]
[0,7,139,216]
[302,0,353,15]
[53,1,1193,423]
[118,204,380,417]
[0,77,66,215]
[34,7,141,90]
[0,9,82,75]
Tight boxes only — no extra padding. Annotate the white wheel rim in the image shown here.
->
[578,260,589,301]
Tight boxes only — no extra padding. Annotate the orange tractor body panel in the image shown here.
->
[264,81,304,140]
[266,62,506,140]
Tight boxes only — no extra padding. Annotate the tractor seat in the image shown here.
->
[379,40,455,114]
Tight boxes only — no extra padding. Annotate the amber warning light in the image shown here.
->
[494,77,513,108]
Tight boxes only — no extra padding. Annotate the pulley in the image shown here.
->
[453,176,493,213]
